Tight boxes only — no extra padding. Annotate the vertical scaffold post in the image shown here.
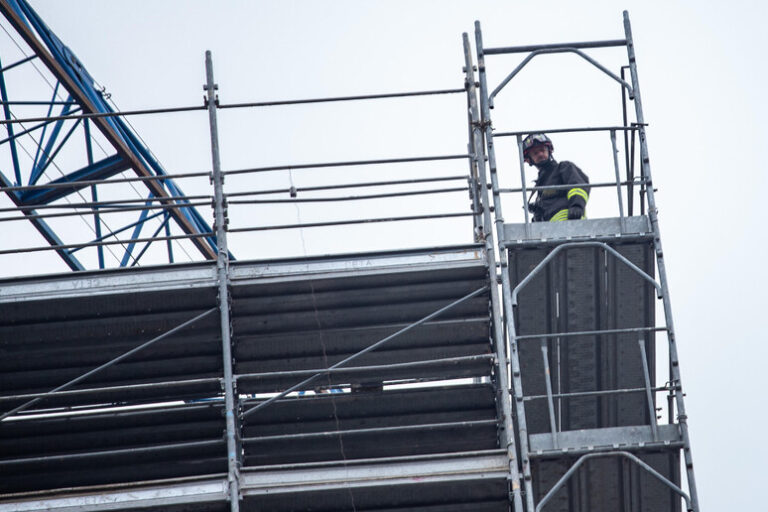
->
[623,11,699,512]
[205,50,241,512]
[462,32,524,512]
[474,20,536,512]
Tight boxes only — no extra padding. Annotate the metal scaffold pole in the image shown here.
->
[205,50,241,512]
[622,11,699,511]
[474,21,536,512]
[463,32,524,512]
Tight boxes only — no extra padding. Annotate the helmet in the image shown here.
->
[522,133,554,165]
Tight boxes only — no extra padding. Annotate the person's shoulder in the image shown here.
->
[558,160,585,170]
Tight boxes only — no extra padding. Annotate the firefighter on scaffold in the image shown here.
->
[523,133,590,222]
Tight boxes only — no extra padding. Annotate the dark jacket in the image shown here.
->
[528,159,590,222]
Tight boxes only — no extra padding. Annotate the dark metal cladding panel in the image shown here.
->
[508,238,679,511]
[531,452,681,512]
[509,247,553,434]
[507,242,656,432]
[241,384,498,466]
[242,478,509,512]
[0,286,222,411]
[232,265,492,391]
[0,248,499,503]
[560,246,601,430]
[608,243,656,426]
[0,403,227,493]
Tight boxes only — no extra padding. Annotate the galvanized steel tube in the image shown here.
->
[623,12,699,510]
[470,24,526,512]
[205,51,240,512]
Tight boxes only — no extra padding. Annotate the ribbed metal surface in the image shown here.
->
[508,237,680,511]
[242,384,498,466]
[531,452,681,512]
[508,241,655,433]
[232,262,492,392]
[242,479,509,512]
[0,246,505,509]
[0,402,227,493]
[0,286,222,410]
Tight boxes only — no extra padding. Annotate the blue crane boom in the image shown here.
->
[0,0,220,270]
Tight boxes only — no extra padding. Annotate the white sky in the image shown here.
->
[2,1,766,509]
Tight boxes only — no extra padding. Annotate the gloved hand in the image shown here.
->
[567,205,584,220]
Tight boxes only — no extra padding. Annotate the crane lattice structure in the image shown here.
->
[0,6,699,512]
[0,0,218,271]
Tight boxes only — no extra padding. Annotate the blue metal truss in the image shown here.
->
[0,0,222,270]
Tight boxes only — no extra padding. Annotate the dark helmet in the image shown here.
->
[522,133,554,165]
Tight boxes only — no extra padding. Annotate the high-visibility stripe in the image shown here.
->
[549,208,587,222]
[567,187,589,202]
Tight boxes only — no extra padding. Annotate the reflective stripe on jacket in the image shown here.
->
[527,159,590,222]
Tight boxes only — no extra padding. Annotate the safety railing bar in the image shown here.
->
[219,88,465,109]
[29,116,84,184]
[229,175,469,198]
[534,451,691,512]
[229,212,474,233]
[0,230,215,256]
[0,168,464,197]
[0,89,463,125]
[235,354,494,381]
[0,104,206,125]
[242,419,497,443]
[484,39,627,55]
[1,170,211,192]
[498,179,642,194]
[129,214,173,267]
[0,107,83,145]
[474,23,532,510]
[240,285,489,419]
[540,341,559,448]
[638,338,659,441]
[0,200,211,223]
[228,187,467,205]
[0,100,76,106]
[515,325,666,341]
[523,385,671,402]
[224,154,469,176]
[511,242,661,307]
[489,48,633,107]
[610,129,627,229]
[0,377,224,403]
[0,193,212,212]
[0,172,467,205]
[0,439,225,465]
[494,125,639,137]
[68,210,167,254]
[0,308,217,422]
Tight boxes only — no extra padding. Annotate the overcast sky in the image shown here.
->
[2,1,765,509]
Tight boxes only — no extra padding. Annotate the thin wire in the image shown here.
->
[288,168,357,511]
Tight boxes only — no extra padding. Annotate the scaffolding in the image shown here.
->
[0,8,698,512]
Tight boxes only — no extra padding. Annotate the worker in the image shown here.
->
[522,133,590,222]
